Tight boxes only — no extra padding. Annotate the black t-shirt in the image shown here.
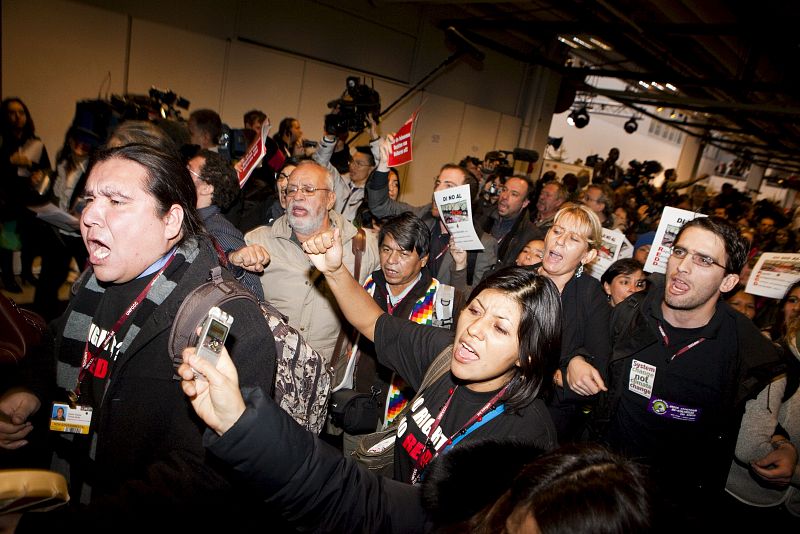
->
[374,314,558,483]
[80,273,155,409]
[607,301,735,486]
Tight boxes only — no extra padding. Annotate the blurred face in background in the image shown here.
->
[516,239,544,266]
[603,268,647,306]
[727,289,755,320]
[6,100,27,131]
[388,170,400,201]
[783,286,800,330]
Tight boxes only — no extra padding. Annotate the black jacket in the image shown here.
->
[595,276,786,496]
[207,387,547,533]
[18,239,277,533]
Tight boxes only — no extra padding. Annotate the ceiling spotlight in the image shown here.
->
[669,109,677,119]
[568,107,590,128]
[624,117,638,134]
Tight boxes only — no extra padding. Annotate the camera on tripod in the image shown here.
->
[324,76,381,136]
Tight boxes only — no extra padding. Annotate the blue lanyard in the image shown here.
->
[445,403,506,452]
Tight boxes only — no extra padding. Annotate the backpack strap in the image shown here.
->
[331,228,367,370]
[434,283,455,327]
[168,266,257,376]
[381,345,452,431]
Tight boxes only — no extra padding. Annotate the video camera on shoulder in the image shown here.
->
[324,76,381,136]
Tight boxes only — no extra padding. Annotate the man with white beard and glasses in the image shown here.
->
[595,216,786,530]
[231,160,379,362]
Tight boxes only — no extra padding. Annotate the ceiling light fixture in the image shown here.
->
[638,81,650,89]
[568,107,590,128]
[588,37,612,51]
[651,82,665,91]
[572,36,594,49]
[670,110,677,119]
[665,83,678,92]
[624,117,638,134]
[557,36,580,49]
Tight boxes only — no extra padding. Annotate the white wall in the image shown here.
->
[2,0,524,206]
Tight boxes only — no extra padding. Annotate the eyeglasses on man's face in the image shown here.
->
[285,184,332,197]
[670,245,725,269]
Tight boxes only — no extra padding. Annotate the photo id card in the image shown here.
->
[49,402,92,434]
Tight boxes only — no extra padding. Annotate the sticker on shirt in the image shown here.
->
[49,402,92,434]
[628,359,656,398]
[648,398,702,422]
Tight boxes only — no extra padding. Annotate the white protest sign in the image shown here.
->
[433,184,484,251]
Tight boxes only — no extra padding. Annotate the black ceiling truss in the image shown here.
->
[434,1,800,175]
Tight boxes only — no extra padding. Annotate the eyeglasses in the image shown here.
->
[187,167,204,180]
[285,184,332,197]
[670,246,725,269]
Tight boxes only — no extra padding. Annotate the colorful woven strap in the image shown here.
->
[384,279,441,424]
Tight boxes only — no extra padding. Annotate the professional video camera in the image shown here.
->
[625,159,663,185]
[324,76,381,136]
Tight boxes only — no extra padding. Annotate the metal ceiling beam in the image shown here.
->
[565,67,789,92]
[588,87,800,117]
[440,18,744,36]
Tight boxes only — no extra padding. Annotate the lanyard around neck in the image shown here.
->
[657,321,706,361]
[410,383,509,485]
[72,251,177,402]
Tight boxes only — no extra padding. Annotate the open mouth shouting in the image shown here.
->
[86,237,111,265]
[454,339,479,364]
[668,275,690,297]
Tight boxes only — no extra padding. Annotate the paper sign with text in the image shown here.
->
[745,252,800,299]
[433,184,484,251]
[644,207,707,274]
[387,112,417,167]
[237,120,271,187]
[586,228,626,281]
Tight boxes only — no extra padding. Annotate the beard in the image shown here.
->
[663,281,719,312]
[287,203,327,236]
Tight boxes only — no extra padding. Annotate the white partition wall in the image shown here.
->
[2,0,128,155]
[3,0,529,207]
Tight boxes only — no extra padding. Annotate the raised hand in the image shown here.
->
[448,236,467,271]
[302,228,344,275]
[376,135,394,173]
[229,244,271,273]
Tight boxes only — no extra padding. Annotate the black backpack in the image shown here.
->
[168,267,332,434]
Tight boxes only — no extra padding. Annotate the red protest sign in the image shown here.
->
[237,120,271,188]
[387,112,417,167]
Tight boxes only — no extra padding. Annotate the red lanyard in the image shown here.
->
[657,321,706,361]
[409,383,509,485]
[71,252,176,402]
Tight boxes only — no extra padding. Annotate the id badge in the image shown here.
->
[49,402,92,434]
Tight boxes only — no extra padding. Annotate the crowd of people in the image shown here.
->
[1,96,799,532]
